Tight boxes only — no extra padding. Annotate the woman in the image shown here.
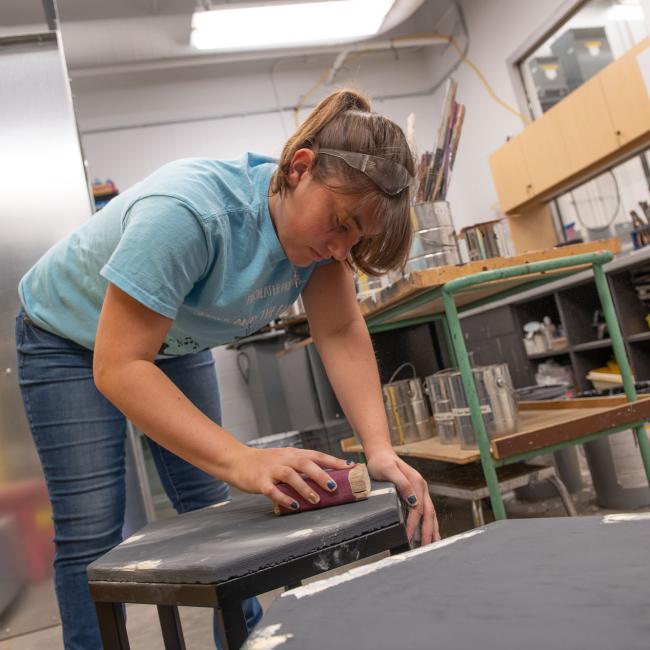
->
[16,89,439,649]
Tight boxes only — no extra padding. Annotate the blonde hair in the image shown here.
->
[270,89,414,275]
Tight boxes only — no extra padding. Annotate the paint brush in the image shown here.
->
[273,463,371,515]
[427,77,457,202]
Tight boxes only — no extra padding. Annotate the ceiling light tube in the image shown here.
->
[191,0,396,51]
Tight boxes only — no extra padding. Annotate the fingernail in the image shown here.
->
[327,480,337,491]
[290,501,299,510]
[407,495,418,506]
[309,492,320,504]
[346,460,355,465]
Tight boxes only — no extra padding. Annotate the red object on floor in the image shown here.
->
[0,479,54,582]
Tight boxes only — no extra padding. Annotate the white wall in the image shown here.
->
[425,0,568,230]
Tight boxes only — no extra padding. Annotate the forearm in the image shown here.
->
[313,318,393,456]
[94,360,245,479]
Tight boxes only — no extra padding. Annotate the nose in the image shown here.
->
[327,232,359,262]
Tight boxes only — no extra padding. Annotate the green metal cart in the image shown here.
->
[365,250,650,519]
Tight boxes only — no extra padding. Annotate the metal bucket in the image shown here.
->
[408,201,461,271]
[424,370,458,445]
[445,370,496,449]
[383,377,434,445]
[477,364,519,436]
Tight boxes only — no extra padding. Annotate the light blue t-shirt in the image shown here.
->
[19,153,318,355]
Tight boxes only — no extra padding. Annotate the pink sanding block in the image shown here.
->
[273,463,371,515]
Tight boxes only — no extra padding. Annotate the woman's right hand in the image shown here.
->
[225,446,354,510]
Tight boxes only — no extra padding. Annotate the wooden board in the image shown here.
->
[360,239,620,323]
[492,396,650,459]
[341,436,480,464]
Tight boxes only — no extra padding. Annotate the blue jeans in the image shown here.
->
[15,309,262,649]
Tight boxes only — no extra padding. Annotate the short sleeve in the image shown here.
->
[100,195,210,319]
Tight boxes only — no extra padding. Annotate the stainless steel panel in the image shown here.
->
[0,33,92,638]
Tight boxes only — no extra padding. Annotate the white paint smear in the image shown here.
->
[283,528,485,599]
[602,512,650,524]
[287,528,314,538]
[120,534,145,545]
[245,624,294,650]
[209,500,231,509]
[369,487,396,497]
[119,559,162,571]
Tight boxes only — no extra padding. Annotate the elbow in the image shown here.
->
[93,354,117,399]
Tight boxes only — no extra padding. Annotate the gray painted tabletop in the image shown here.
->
[87,482,403,584]
[243,514,650,650]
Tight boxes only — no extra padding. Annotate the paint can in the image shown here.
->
[423,370,459,445]
[407,201,461,272]
[383,378,434,445]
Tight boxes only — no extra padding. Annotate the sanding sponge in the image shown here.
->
[273,463,371,515]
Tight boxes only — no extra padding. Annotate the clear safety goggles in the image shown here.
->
[318,148,413,196]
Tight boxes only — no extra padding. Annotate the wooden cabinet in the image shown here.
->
[489,37,650,216]
[518,108,572,194]
[488,137,533,213]
[599,44,650,147]
[554,74,619,176]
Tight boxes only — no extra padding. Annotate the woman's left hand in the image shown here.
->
[366,449,440,544]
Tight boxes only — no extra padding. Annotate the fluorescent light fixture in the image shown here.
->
[605,2,644,22]
[191,0,396,51]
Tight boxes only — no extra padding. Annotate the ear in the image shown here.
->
[286,148,316,189]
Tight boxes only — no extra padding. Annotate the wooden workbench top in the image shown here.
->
[360,239,620,325]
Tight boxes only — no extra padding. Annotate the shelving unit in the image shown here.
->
[351,247,650,519]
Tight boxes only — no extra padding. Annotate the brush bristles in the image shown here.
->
[349,463,371,499]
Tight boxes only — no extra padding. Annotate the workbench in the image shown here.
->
[87,485,407,650]
[244,513,650,650]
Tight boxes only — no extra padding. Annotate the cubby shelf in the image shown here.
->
[526,348,571,360]
[572,339,613,352]
[627,331,650,343]
[460,251,650,394]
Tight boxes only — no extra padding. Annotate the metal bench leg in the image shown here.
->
[221,600,249,650]
[471,500,485,527]
[95,602,130,649]
[546,474,578,516]
[157,605,187,650]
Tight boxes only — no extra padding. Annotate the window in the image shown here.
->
[519,0,648,119]
[554,146,650,246]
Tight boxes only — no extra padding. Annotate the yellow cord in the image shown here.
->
[292,32,532,127]
[446,34,531,125]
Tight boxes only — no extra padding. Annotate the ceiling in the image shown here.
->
[0,0,455,77]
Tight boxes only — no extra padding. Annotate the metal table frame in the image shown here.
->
[366,251,650,520]
[89,523,408,650]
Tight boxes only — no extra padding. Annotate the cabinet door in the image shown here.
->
[554,75,619,175]
[518,109,572,194]
[489,136,534,213]
[599,42,650,146]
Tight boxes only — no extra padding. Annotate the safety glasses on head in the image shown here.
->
[318,148,413,196]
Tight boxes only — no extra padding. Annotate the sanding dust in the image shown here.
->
[245,624,294,650]
[287,528,314,538]
[119,559,162,571]
[602,512,650,524]
[121,534,145,545]
[283,528,485,599]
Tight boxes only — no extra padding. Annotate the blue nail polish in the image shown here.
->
[290,501,299,510]
[407,495,417,506]
[327,480,337,490]
[346,460,354,465]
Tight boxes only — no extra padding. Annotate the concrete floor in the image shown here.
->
[2,469,649,650]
